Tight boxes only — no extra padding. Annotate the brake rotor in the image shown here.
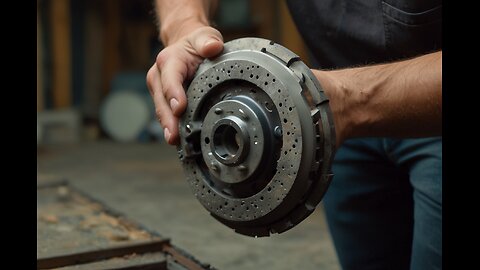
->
[177,37,336,237]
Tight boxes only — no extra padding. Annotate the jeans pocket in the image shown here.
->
[382,1,442,58]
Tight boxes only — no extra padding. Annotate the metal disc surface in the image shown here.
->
[177,38,336,237]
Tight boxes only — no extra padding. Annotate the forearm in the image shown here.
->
[155,0,218,45]
[315,51,442,143]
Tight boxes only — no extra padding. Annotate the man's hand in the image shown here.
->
[312,51,442,147]
[146,26,223,145]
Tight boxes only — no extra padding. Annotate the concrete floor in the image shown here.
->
[37,141,340,270]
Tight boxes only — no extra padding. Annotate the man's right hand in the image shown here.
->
[146,26,224,145]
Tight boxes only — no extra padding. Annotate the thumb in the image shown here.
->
[190,27,224,58]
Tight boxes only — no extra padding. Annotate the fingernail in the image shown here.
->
[204,39,217,47]
[170,98,179,112]
[164,128,171,143]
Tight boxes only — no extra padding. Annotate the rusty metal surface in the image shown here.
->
[38,240,170,269]
[37,180,214,270]
[54,252,167,270]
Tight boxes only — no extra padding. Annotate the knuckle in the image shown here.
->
[146,67,155,86]
[156,49,169,67]
[155,47,175,69]
[146,67,160,95]
[161,82,171,95]
[160,79,179,98]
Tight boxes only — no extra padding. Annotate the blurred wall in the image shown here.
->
[37,0,309,142]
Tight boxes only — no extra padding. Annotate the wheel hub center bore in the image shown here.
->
[210,102,252,167]
[176,38,336,237]
[211,118,246,165]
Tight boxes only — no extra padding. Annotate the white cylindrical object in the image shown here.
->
[100,90,151,142]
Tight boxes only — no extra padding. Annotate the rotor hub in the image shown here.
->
[177,38,336,237]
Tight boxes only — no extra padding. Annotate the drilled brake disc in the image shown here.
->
[177,37,336,237]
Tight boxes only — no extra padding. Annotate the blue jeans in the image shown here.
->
[323,137,442,270]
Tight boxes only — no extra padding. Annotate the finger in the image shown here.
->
[189,27,224,58]
[147,66,179,145]
[153,87,180,145]
[146,65,158,96]
[156,51,189,118]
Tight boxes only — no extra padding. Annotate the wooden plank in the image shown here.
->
[37,182,170,269]
[122,22,154,70]
[54,252,168,270]
[37,0,43,112]
[102,0,121,96]
[36,181,210,270]
[83,0,104,118]
[38,240,170,269]
[51,0,72,108]
[278,0,310,65]
[250,0,277,41]
[71,0,85,107]
[163,246,207,270]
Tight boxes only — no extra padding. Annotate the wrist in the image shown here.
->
[312,69,356,146]
[314,67,383,145]
[160,16,209,46]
